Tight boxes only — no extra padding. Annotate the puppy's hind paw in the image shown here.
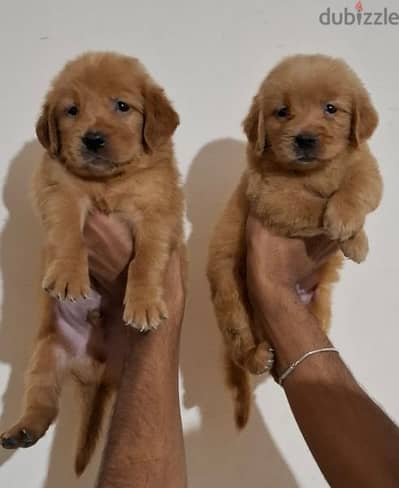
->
[1,428,39,450]
[246,343,275,376]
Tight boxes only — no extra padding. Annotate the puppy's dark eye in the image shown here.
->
[276,106,289,118]
[67,105,79,116]
[325,103,337,115]
[116,101,131,112]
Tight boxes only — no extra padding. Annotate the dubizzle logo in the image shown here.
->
[319,1,399,25]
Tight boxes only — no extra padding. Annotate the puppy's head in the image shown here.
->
[243,54,378,171]
[36,52,179,176]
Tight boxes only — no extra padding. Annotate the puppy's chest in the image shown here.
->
[246,169,344,235]
[85,183,140,219]
[91,194,112,214]
[250,169,342,205]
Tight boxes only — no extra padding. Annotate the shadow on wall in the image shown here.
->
[0,140,103,487]
[0,141,44,469]
[181,138,298,487]
[0,138,297,487]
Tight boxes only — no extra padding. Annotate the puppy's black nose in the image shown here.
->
[82,131,106,152]
[295,133,318,151]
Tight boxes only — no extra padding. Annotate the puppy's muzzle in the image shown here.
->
[82,131,106,153]
[294,133,319,162]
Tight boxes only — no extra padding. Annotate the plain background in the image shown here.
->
[0,0,398,486]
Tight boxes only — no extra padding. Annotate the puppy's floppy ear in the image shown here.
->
[142,84,179,152]
[36,102,60,157]
[243,95,266,156]
[351,89,378,146]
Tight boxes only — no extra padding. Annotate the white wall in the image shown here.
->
[0,0,398,486]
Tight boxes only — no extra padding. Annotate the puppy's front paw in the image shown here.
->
[324,199,364,242]
[42,257,90,301]
[340,230,369,263]
[123,289,168,332]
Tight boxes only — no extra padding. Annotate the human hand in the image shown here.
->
[83,212,134,294]
[246,214,338,310]
[84,212,185,321]
[55,212,184,337]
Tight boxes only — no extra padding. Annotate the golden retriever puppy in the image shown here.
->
[0,52,184,474]
[207,54,383,428]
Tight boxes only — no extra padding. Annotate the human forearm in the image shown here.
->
[96,318,186,488]
[255,286,399,487]
[96,251,187,488]
[286,354,399,488]
[82,215,186,488]
[246,215,399,486]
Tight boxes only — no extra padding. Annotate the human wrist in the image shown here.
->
[271,322,333,381]
[251,285,331,372]
[277,346,339,386]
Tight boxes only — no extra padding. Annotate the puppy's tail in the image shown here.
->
[225,354,251,429]
[75,383,111,476]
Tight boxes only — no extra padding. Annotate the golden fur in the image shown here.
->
[207,54,383,428]
[0,52,184,474]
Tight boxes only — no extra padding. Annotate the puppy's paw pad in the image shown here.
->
[1,428,38,449]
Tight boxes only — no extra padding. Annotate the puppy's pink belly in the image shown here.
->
[54,291,102,357]
[54,292,127,384]
[296,284,316,305]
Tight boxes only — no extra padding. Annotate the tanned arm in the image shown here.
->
[83,213,187,488]
[246,215,399,488]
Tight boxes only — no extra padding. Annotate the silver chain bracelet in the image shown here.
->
[278,347,339,386]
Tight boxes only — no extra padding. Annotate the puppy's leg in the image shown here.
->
[324,195,365,243]
[122,215,174,331]
[323,149,383,259]
[221,310,273,375]
[324,190,370,263]
[309,252,343,333]
[35,184,90,301]
[1,335,69,449]
[208,179,273,375]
